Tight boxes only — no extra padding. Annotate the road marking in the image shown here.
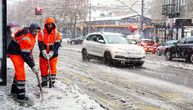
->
[160,92,183,102]
[140,105,163,110]
[97,97,120,109]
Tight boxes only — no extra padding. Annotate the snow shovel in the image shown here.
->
[47,58,53,88]
[35,72,44,100]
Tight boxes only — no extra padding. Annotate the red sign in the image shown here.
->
[129,25,138,32]
[35,7,43,15]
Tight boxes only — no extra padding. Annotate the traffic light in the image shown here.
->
[35,7,43,15]
[129,25,138,32]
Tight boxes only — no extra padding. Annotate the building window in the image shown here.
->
[163,0,175,5]
[181,0,186,5]
[163,0,169,5]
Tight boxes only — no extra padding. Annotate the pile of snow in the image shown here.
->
[0,59,104,110]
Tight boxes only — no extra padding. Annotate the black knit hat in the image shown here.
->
[29,23,41,33]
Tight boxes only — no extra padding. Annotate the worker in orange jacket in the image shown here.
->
[38,17,61,87]
[7,23,40,101]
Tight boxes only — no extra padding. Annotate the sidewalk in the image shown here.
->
[0,58,104,110]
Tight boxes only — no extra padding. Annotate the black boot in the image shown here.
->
[41,81,47,87]
[11,78,17,95]
[16,80,27,101]
[17,94,29,101]
[41,76,48,87]
[49,74,56,88]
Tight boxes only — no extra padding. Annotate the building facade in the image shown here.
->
[152,0,193,43]
[62,14,154,39]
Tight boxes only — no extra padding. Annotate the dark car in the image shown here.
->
[156,40,178,56]
[69,36,85,45]
[164,37,193,63]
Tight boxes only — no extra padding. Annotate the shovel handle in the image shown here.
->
[36,73,43,92]
[47,59,53,88]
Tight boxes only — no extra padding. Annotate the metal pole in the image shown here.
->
[141,0,144,38]
[88,0,91,34]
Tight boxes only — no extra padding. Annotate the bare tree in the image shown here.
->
[7,0,88,33]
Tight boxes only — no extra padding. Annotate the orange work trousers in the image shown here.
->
[39,57,58,77]
[9,54,26,81]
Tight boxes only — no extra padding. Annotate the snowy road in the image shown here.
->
[32,43,193,110]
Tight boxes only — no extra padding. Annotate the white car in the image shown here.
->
[81,32,145,66]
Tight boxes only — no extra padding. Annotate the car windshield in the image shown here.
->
[104,34,129,44]
[185,37,193,43]
[166,40,178,45]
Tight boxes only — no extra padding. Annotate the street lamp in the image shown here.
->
[141,0,144,38]
[88,0,91,34]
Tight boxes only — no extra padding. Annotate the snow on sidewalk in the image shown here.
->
[0,59,104,110]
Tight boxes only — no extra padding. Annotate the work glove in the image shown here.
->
[42,50,47,59]
[47,51,54,59]
[32,66,39,74]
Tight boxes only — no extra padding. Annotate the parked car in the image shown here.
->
[164,37,193,63]
[82,32,145,66]
[69,36,85,45]
[156,40,178,56]
[137,39,158,54]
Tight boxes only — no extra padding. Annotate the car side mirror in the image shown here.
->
[98,40,105,44]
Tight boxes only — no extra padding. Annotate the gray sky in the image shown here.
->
[91,0,153,17]
[91,0,119,5]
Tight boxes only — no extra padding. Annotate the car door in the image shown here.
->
[182,37,193,57]
[172,38,186,58]
[84,34,95,55]
[178,38,188,58]
[89,34,99,56]
[95,35,106,57]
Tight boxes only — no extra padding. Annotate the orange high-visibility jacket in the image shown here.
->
[38,17,61,58]
[8,29,36,68]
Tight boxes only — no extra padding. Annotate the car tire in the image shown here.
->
[156,50,161,56]
[165,51,172,61]
[190,54,193,63]
[82,49,89,62]
[135,62,144,67]
[104,52,113,66]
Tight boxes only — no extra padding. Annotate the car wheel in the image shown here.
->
[156,50,161,56]
[190,54,193,63]
[82,49,89,61]
[165,51,172,61]
[135,62,144,67]
[104,52,113,66]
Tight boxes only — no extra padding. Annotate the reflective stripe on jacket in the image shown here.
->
[38,17,61,59]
